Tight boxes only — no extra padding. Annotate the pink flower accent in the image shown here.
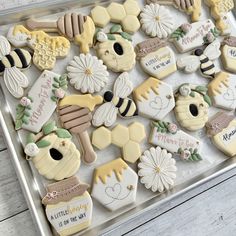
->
[206,32,215,43]
[180,150,191,160]
[20,97,31,107]
[55,88,65,99]
[181,23,192,33]
[167,123,178,134]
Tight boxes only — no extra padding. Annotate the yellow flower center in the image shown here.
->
[155,166,161,173]
[155,16,160,21]
[85,68,92,75]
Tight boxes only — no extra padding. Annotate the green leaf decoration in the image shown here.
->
[177,148,183,154]
[56,128,72,139]
[26,133,36,144]
[51,96,58,102]
[107,34,116,40]
[16,104,25,113]
[59,81,68,87]
[28,96,33,102]
[190,91,195,97]
[152,121,169,133]
[120,32,132,41]
[54,77,60,83]
[24,111,31,117]
[36,140,51,148]
[42,121,56,135]
[26,105,32,110]
[53,83,59,88]
[203,94,212,106]
[195,86,208,92]
[110,24,122,33]
[15,119,23,130]
[16,111,25,120]
[22,116,29,124]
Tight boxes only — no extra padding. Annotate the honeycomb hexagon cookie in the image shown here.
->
[123,140,141,163]
[124,0,141,16]
[121,15,140,34]
[129,122,146,143]
[92,126,111,150]
[111,124,129,147]
[107,2,126,23]
[91,6,111,27]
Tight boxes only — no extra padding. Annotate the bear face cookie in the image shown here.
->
[135,38,177,79]
[174,83,212,131]
[24,121,80,180]
[133,77,175,120]
[91,158,138,211]
[206,112,236,157]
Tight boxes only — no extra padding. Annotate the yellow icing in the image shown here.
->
[133,77,161,101]
[208,72,229,96]
[94,158,128,184]
[188,0,202,22]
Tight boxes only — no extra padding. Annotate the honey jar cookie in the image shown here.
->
[174,83,212,131]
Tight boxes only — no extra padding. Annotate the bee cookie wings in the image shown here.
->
[204,40,221,61]
[0,36,30,98]
[177,55,200,73]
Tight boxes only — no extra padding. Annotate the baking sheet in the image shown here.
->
[0,0,235,234]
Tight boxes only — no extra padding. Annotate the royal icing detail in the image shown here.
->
[26,13,95,54]
[91,158,138,211]
[42,177,92,235]
[91,0,141,34]
[138,146,177,192]
[92,122,146,163]
[208,72,236,110]
[92,72,138,127]
[149,121,202,161]
[15,71,67,132]
[135,38,177,79]
[146,0,202,22]
[7,25,70,70]
[140,4,174,38]
[25,121,81,180]
[171,20,218,53]
[133,77,175,120]
[177,40,221,78]
[174,84,211,131]
[67,54,109,93]
[0,36,31,98]
[206,112,236,157]
[221,36,236,73]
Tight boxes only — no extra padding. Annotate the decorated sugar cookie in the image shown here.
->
[140,4,174,38]
[221,36,236,73]
[67,54,109,93]
[133,77,175,120]
[42,176,92,236]
[91,158,138,211]
[177,40,221,78]
[24,121,81,180]
[7,25,70,70]
[206,112,236,157]
[26,13,95,54]
[135,38,177,79]
[92,122,146,163]
[170,20,218,53]
[138,147,177,192]
[174,83,211,131]
[0,36,31,98]
[15,71,67,133]
[92,72,138,127]
[208,72,236,110]
[95,25,135,72]
[149,121,202,161]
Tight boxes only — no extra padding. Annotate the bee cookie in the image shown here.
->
[0,36,31,98]
[140,4,174,38]
[206,112,236,157]
[221,36,236,73]
[92,72,138,127]
[24,121,81,180]
[208,72,236,110]
[146,0,202,22]
[7,25,70,70]
[15,70,67,132]
[135,38,177,79]
[67,54,109,93]
[133,77,175,120]
[170,20,218,53]
[92,122,146,163]
[149,121,202,161]
[174,83,212,131]
[177,40,221,78]
[91,158,138,211]
[138,147,177,192]
[26,13,95,54]
[42,176,92,236]
[95,26,136,72]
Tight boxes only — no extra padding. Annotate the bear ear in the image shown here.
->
[26,133,36,144]
[55,128,72,139]
[42,121,56,135]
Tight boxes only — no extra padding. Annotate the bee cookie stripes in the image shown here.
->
[7,25,70,71]
[0,36,31,98]
[92,72,138,127]
[177,40,221,78]
[26,13,95,54]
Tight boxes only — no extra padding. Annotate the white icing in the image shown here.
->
[67,54,109,94]
[138,147,177,193]
[7,27,29,47]
[221,125,236,145]
[140,3,174,38]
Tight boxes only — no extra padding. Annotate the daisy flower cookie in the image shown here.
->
[138,146,177,192]
[67,53,109,94]
[140,3,174,38]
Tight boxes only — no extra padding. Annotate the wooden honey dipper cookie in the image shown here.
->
[26,13,95,54]
[58,94,103,165]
